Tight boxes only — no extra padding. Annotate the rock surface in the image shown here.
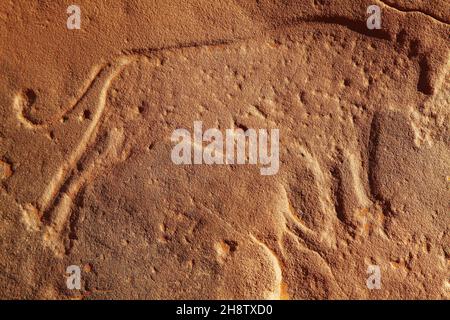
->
[0,0,449,299]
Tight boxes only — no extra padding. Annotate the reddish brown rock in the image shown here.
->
[0,0,448,299]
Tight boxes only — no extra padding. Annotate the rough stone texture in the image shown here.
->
[0,0,449,299]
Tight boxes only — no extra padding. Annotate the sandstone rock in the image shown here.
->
[0,0,448,299]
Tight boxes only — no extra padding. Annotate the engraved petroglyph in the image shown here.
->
[18,57,138,257]
[3,1,449,299]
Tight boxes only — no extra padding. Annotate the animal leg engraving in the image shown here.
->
[21,57,136,257]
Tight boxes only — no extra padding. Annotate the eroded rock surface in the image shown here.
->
[0,0,449,299]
